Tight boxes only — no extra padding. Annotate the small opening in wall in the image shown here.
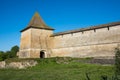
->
[94,29,96,32]
[40,51,45,58]
[82,31,84,34]
[62,35,63,37]
[107,27,110,30]
[71,33,73,36]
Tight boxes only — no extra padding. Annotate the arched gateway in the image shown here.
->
[19,11,120,59]
[40,50,45,58]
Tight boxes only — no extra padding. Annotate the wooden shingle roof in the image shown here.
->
[21,12,54,32]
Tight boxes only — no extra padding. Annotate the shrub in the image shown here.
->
[10,45,19,58]
[0,45,19,61]
[0,51,4,61]
[115,48,120,76]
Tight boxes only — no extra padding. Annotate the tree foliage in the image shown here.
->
[0,51,4,61]
[10,46,19,58]
[0,45,19,61]
[115,48,120,76]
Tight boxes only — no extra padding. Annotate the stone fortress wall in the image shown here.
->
[18,12,120,59]
[19,28,53,58]
[19,29,32,58]
[51,25,120,58]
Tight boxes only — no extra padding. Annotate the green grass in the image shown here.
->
[0,57,114,80]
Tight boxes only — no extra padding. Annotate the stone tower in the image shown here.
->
[19,12,54,58]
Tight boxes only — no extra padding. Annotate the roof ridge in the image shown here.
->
[52,21,120,36]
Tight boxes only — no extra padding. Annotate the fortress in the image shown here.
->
[18,12,120,59]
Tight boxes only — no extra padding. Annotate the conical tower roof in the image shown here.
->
[21,12,54,32]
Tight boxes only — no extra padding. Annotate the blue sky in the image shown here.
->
[0,0,120,51]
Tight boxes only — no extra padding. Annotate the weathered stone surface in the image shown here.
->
[19,28,53,58]
[51,25,120,58]
[0,61,5,68]
[18,12,120,59]
[0,60,37,69]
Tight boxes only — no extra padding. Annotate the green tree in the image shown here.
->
[10,45,19,58]
[0,51,11,61]
[0,45,19,61]
[0,51,4,61]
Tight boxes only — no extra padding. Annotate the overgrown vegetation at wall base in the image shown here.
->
[115,48,120,77]
[85,48,120,80]
[0,57,114,80]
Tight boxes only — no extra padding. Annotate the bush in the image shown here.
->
[0,45,19,61]
[0,51,4,61]
[10,45,19,58]
[115,48,120,76]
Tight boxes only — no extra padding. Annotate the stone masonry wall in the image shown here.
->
[30,28,53,58]
[0,60,37,69]
[19,29,32,58]
[51,25,120,58]
[20,29,31,50]
[19,28,54,58]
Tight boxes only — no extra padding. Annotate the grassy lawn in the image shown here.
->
[0,58,114,80]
